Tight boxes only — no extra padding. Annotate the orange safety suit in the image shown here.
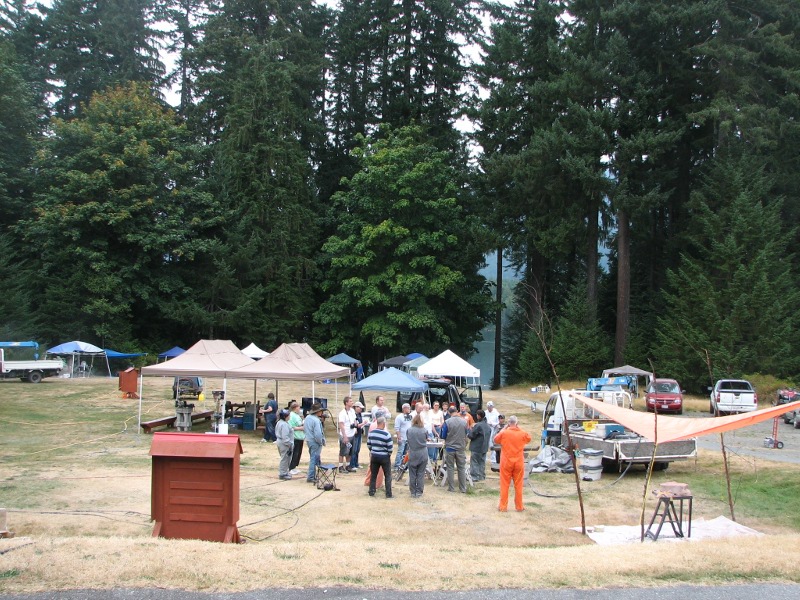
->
[493,424,531,511]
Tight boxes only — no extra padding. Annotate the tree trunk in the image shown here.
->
[615,208,630,364]
[492,247,503,390]
[586,196,599,321]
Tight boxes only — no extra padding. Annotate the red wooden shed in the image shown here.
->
[149,432,243,543]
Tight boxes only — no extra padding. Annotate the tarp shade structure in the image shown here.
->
[46,340,111,377]
[105,349,147,359]
[240,343,269,359]
[158,346,185,360]
[572,392,800,443]
[47,341,104,354]
[379,355,411,370]
[601,365,654,382]
[416,349,480,380]
[229,343,350,381]
[587,376,634,391]
[141,340,254,378]
[352,367,429,393]
[327,352,361,366]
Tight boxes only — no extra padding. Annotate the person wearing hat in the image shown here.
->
[275,409,294,480]
[303,403,326,483]
[349,400,367,470]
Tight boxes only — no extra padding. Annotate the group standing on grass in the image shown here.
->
[265,393,531,511]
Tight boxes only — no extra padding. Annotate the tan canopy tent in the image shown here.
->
[138,340,255,432]
[573,392,800,443]
[229,343,349,381]
[141,339,254,378]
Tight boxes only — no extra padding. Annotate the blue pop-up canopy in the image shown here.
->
[352,367,428,393]
[158,346,186,360]
[327,352,360,366]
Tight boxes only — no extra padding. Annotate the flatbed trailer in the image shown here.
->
[0,349,64,383]
[541,390,697,472]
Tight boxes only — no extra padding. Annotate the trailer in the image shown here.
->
[0,344,65,383]
[541,390,697,472]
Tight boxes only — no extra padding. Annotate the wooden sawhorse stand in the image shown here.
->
[646,493,693,540]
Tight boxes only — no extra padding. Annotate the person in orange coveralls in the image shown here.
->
[493,415,531,512]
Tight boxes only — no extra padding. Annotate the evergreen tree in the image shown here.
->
[655,154,798,389]
[43,0,165,118]
[315,125,492,369]
[188,0,328,344]
[18,83,217,347]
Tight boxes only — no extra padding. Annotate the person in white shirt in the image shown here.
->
[338,396,357,473]
[371,395,392,422]
[485,401,501,462]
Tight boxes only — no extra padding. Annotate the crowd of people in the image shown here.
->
[264,394,531,511]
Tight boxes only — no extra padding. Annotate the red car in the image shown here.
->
[645,379,684,414]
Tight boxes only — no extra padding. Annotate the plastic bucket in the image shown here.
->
[580,448,603,469]
[580,464,603,481]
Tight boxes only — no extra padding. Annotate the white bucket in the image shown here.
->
[581,448,603,469]
[580,464,603,481]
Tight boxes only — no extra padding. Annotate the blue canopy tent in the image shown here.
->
[158,346,186,362]
[46,341,111,377]
[352,367,428,392]
[327,352,364,381]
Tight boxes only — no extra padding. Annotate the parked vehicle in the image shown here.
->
[776,388,799,426]
[541,390,696,472]
[645,378,684,414]
[0,348,64,383]
[710,379,758,415]
[398,378,483,416]
[172,376,203,399]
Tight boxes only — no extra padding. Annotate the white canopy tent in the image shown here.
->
[240,342,269,359]
[416,349,480,386]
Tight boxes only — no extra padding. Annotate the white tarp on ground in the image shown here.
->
[572,516,762,545]
[416,349,480,380]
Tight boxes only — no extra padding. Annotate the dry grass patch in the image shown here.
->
[0,377,799,592]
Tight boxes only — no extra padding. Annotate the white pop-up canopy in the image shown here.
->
[416,349,480,384]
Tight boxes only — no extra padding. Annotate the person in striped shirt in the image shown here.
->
[367,415,394,498]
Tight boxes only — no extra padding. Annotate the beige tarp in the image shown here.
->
[140,339,254,378]
[572,392,800,443]
[228,342,350,381]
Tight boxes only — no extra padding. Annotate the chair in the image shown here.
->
[315,463,338,490]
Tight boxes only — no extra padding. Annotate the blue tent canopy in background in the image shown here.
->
[105,349,147,359]
[158,346,186,359]
[47,341,104,354]
[405,352,426,360]
[327,352,360,366]
[352,367,428,393]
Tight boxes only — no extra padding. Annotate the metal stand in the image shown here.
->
[646,494,693,540]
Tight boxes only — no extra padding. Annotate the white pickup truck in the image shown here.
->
[0,349,64,383]
[710,379,758,415]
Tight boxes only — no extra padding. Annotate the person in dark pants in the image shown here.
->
[467,409,491,482]
[288,401,305,475]
[367,415,393,498]
[406,414,429,498]
[349,401,366,470]
[261,392,278,442]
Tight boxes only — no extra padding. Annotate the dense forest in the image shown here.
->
[0,0,797,390]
